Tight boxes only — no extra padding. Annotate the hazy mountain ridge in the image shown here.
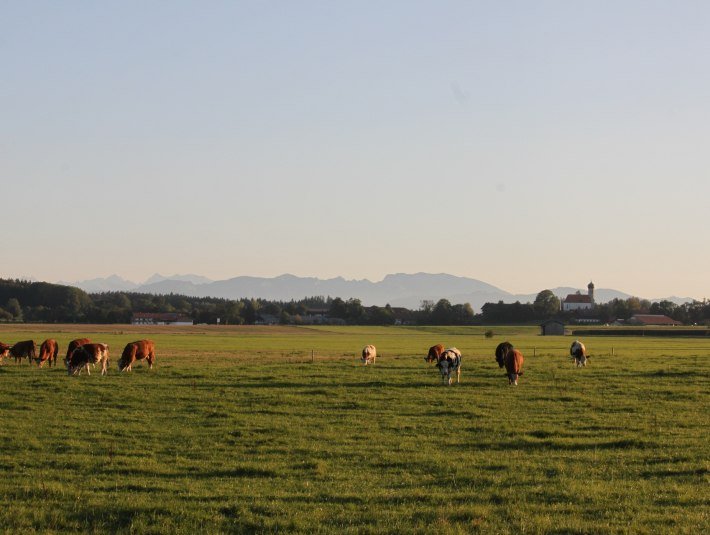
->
[65,273,696,311]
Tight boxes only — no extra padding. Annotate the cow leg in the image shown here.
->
[457,367,461,384]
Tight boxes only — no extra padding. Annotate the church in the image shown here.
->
[562,282,595,312]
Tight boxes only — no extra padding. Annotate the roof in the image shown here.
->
[563,294,592,303]
[628,314,681,326]
[541,320,565,326]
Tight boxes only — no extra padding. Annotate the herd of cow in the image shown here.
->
[0,338,156,375]
[362,339,589,385]
[2,334,588,383]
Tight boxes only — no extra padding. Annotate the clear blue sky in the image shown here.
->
[2,1,708,299]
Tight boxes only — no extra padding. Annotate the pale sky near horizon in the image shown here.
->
[2,1,709,299]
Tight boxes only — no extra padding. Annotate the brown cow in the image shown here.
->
[38,339,59,367]
[118,340,155,372]
[65,338,91,368]
[67,343,109,376]
[494,341,524,386]
[425,343,445,364]
[10,340,36,364]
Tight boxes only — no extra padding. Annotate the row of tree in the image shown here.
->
[480,290,710,325]
[1,278,708,326]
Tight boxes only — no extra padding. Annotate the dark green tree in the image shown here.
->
[533,290,561,318]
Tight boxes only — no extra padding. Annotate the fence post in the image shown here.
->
[312,350,314,364]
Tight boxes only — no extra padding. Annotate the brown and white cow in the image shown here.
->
[118,340,156,372]
[425,343,445,364]
[67,343,109,376]
[435,347,462,385]
[10,340,36,364]
[495,341,524,386]
[570,340,588,367]
[0,342,10,362]
[38,339,59,367]
[65,338,91,368]
[361,344,376,366]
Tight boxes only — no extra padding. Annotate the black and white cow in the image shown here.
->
[570,340,588,367]
[436,347,462,385]
[67,343,109,376]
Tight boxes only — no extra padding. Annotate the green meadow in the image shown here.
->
[0,324,707,534]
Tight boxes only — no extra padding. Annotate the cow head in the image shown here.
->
[436,358,452,385]
[0,343,9,360]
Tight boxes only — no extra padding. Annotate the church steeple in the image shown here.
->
[588,281,595,303]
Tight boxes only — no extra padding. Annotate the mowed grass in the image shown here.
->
[0,325,707,534]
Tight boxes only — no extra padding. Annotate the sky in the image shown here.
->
[2,1,709,299]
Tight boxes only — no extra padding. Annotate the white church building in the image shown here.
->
[562,282,595,312]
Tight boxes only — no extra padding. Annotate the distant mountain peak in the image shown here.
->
[62,272,697,310]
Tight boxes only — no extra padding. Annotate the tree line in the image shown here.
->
[480,290,710,325]
[0,279,475,325]
[1,278,707,326]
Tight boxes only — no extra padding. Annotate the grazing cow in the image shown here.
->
[570,340,588,367]
[361,344,376,366]
[0,342,10,362]
[67,343,109,376]
[65,338,91,368]
[435,347,462,385]
[119,340,156,372]
[10,340,36,364]
[38,339,59,367]
[425,343,445,364]
[494,341,524,386]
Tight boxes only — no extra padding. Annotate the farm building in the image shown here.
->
[562,281,595,311]
[131,312,194,326]
[627,314,682,326]
[540,320,565,336]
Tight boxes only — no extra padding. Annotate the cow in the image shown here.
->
[65,338,91,368]
[361,344,376,366]
[435,347,462,385]
[118,340,156,372]
[425,343,445,364]
[0,342,10,362]
[37,339,59,367]
[10,340,36,364]
[494,341,524,386]
[67,343,109,376]
[570,340,588,367]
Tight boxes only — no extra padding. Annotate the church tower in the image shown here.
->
[588,281,595,303]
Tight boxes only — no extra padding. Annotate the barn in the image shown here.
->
[627,314,682,326]
[540,320,565,336]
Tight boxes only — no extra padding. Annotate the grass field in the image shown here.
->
[0,324,707,534]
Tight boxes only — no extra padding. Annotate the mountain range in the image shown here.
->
[60,273,695,312]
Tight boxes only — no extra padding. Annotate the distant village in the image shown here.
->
[0,278,706,328]
[129,281,693,331]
